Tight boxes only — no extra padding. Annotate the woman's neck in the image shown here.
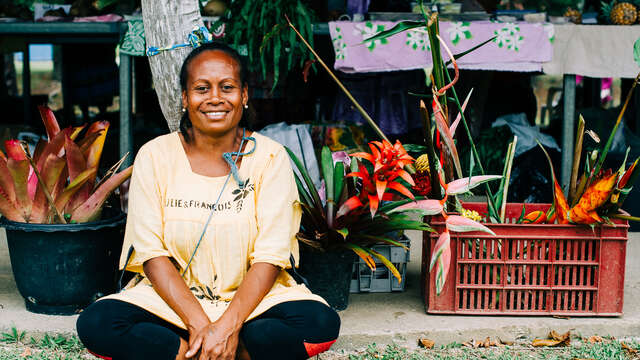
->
[188,127,242,156]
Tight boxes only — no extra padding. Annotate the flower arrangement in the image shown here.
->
[0,106,132,224]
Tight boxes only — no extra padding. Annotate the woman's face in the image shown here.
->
[182,50,248,138]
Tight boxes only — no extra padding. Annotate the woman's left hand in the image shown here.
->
[186,317,241,360]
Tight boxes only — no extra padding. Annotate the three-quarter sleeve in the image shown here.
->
[118,146,170,273]
[249,147,302,269]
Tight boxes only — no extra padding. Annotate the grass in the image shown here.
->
[323,339,640,360]
[0,328,89,360]
[1,327,639,360]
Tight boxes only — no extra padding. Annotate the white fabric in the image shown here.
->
[543,24,640,79]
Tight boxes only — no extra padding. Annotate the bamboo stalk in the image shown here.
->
[500,136,517,223]
[284,15,389,144]
[569,115,585,206]
[611,213,640,222]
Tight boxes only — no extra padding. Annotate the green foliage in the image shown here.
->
[1,328,25,344]
[224,0,315,92]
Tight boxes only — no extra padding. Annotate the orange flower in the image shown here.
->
[523,210,546,224]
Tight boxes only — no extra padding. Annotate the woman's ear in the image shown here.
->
[181,91,188,110]
[242,85,249,106]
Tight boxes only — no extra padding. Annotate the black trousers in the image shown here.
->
[76,299,340,360]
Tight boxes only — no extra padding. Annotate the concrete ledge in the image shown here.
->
[1,228,639,351]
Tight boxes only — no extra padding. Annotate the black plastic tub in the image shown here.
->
[2,212,126,315]
[298,248,355,311]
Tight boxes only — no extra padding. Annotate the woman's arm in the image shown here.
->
[143,257,210,336]
[186,262,279,359]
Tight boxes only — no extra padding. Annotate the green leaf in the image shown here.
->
[336,228,348,240]
[634,38,640,68]
[333,161,345,208]
[445,36,496,66]
[362,21,424,44]
[285,146,324,215]
[321,147,334,202]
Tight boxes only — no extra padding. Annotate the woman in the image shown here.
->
[76,42,340,360]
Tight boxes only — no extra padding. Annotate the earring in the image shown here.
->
[243,104,248,109]
[181,107,186,113]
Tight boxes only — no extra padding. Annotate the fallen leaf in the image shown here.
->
[462,341,473,348]
[418,338,434,349]
[553,315,571,320]
[572,358,596,360]
[621,342,638,354]
[587,336,603,344]
[483,337,492,348]
[532,339,564,347]
[499,338,514,346]
[20,348,31,358]
[532,331,570,347]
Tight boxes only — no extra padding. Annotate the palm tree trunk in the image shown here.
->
[142,0,203,131]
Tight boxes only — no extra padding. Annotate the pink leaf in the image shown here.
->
[332,151,351,167]
[446,175,502,196]
[432,98,463,178]
[429,230,450,271]
[446,215,495,235]
[7,159,32,220]
[449,88,473,137]
[38,105,61,141]
[391,199,444,215]
[4,140,27,161]
[70,166,133,222]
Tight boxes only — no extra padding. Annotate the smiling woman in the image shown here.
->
[75,42,341,360]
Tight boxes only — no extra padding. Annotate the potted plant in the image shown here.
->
[287,141,433,310]
[0,106,132,315]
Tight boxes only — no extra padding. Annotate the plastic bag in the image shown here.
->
[259,122,322,190]
[492,113,560,158]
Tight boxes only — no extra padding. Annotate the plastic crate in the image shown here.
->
[351,237,410,293]
[422,203,629,316]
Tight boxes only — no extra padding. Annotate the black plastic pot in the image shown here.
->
[2,212,126,315]
[298,248,355,311]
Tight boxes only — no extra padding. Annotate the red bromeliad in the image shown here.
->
[346,140,415,217]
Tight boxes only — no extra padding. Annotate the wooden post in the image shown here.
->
[142,0,203,131]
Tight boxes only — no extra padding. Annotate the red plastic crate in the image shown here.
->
[422,203,629,316]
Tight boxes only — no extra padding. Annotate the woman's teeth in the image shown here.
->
[205,111,226,118]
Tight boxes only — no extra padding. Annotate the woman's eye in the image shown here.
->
[222,85,235,91]
[195,86,208,92]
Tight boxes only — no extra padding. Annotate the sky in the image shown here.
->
[13,44,53,62]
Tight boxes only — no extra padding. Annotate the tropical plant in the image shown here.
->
[0,105,132,224]
[222,0,315,92]
[287,142,432,283]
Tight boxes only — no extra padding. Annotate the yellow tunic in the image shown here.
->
[102,132,325,329]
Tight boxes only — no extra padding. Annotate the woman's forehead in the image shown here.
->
[188,50,241,80]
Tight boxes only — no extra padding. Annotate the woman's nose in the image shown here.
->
[207,87,224,104]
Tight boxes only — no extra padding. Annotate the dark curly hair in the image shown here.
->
[178,42,249,142]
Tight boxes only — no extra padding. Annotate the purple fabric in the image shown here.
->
[329,21,554,73]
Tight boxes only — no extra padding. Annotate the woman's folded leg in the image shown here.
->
[76,299,188,360]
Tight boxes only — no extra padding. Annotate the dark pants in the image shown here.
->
[76,299,340,360]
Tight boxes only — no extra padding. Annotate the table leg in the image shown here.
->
[119,52,133,167]
[561,74,576,192]
[22,46,31,126]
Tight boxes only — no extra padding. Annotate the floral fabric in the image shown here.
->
[329,20,553,73]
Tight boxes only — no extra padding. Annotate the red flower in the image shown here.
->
[346,140,415,217]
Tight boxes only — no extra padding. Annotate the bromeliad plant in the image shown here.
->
[287,142,432,283]
[0,106,132,224]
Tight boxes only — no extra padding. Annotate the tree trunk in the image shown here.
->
[142,0,203,131]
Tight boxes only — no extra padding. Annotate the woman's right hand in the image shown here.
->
[185,317,241,360]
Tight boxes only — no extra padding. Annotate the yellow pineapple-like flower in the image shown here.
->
[415,154,430,173]
[461,208,483,222]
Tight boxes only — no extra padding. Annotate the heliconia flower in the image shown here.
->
[566,170,617,224]
[522,210,546,224]
[618,159,638,189]
[461,208,483,222]
[430,230,451,295]
[553,179,570,224]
